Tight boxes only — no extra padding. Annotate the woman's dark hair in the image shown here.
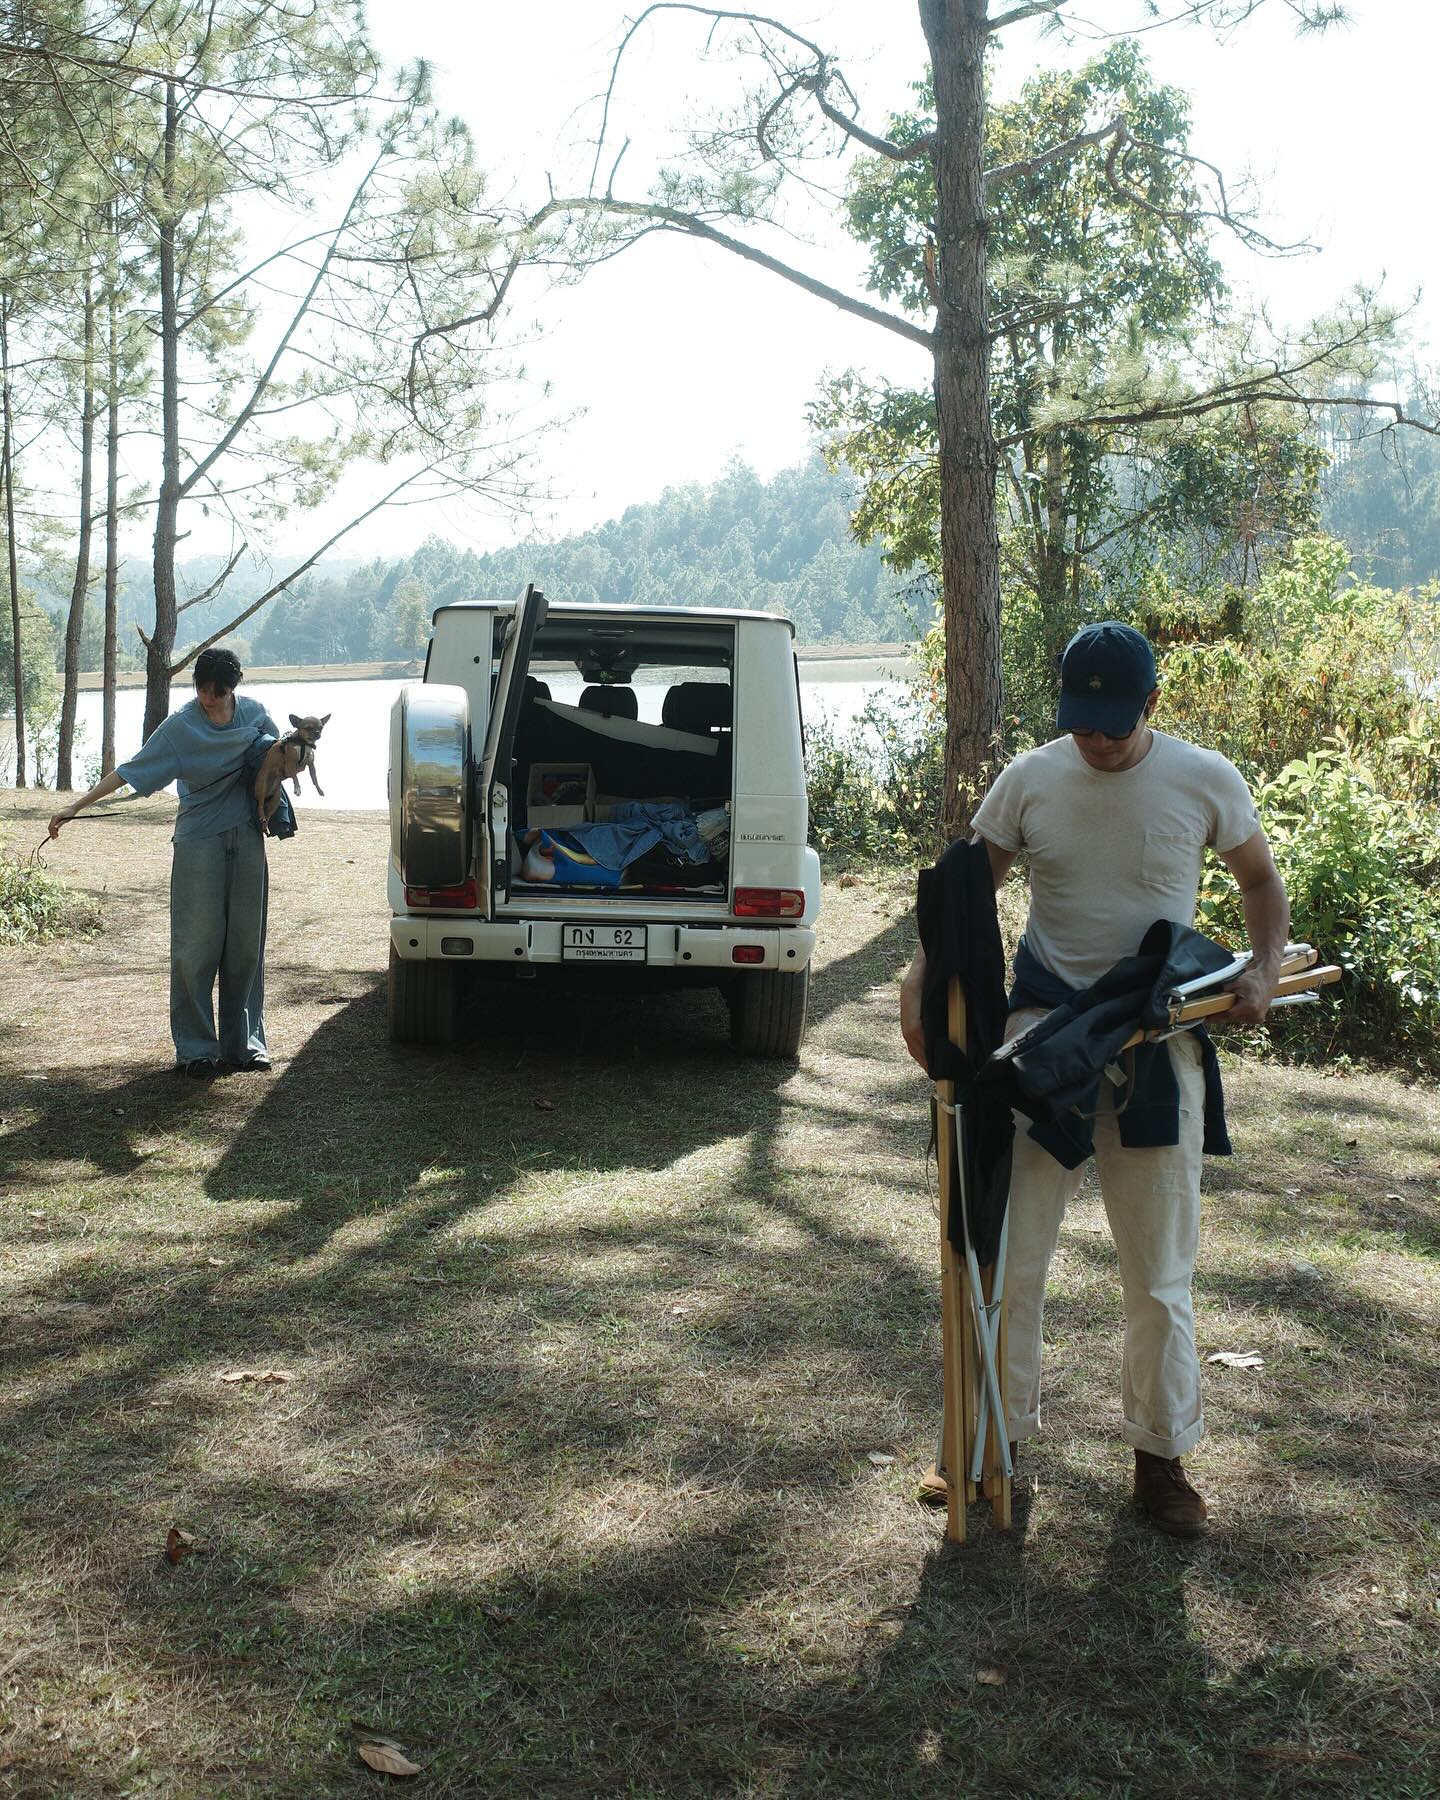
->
[193,647,243,693]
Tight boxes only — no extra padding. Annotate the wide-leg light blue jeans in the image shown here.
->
[169,826,269,1065]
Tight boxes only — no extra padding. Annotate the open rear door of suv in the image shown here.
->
[477,583,548,913]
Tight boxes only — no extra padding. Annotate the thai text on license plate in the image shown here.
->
[561,924,647,963]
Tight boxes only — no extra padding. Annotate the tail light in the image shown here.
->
[406,878,478,910]
[732,945,765,964]
[733,886,805,919]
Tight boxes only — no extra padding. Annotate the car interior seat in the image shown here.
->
[661,682,732,737]
[578,684,639,720]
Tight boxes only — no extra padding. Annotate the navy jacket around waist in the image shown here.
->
[980,921,1236,1171]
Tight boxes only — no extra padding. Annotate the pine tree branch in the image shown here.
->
[539,197,935,349]
[589,3,931,193]
[987,116,1128,189]
[1105,130,1312,256]
[178,144,392,499]
[987,293,1101,340]
[175,540,248,615]
[1,39,383,110]
[987,1,1066,34]
[169,464,444,672]
[1000,383,1439,446]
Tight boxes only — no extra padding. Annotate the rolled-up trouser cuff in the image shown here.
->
[1122,1412,1204,1459]
[1008,1408,1041,1444]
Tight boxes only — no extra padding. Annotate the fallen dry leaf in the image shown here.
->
[357,1740,422,1778]
[866,1451,896,1467]
[351,1721,423,1778]
[1206,1350,1264,1370]
[205,1257,227,1268]
[165,1527,196,1565]
[219,1368,294,1385]
[533,1097,556,1112]
[975,1666,1008,1686]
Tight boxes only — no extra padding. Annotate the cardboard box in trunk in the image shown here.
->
[527,763,596,827]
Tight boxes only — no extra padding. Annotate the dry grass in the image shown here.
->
[1,788,1437,1799]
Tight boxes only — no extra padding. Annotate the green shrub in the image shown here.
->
[1196,738,1440,1065]
[0,842,103,947]
[806,687,945,865]
[1155,538,1440,791]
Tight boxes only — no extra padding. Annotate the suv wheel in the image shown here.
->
[388,947,463,1046]
[729,965,809,1058]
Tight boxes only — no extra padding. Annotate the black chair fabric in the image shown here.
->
[578,684,638,719]
[661,682,732,734]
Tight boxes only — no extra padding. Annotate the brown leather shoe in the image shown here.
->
[1134,1450,1208,1538]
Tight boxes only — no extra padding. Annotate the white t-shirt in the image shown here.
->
[971,730,1261,989]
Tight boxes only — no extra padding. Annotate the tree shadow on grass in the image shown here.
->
[20,911,1427,1794]
[0,911,976,1791]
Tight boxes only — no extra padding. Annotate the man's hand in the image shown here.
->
[1217,829,1290,1027]
[1223,956,1282,1025]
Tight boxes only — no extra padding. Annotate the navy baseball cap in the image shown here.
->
[1056,622,1157,735]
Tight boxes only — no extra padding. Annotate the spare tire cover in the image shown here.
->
[396,683,469,889]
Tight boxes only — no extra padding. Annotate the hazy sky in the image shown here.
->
[278,0,1437,560]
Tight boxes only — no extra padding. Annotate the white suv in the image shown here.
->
[387,586,820,1055]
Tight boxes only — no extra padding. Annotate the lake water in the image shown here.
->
[71,664,907,811]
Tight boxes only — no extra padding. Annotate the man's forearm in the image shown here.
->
[1240,871,1290,974]
[900,944,928,1067]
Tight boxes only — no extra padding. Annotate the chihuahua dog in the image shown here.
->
[255,712,329,831]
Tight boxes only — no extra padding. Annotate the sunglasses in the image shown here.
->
[1071,714,1143,742]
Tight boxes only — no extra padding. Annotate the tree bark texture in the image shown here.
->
[1,294,24,787]
[103,261,120,776]
[145,79,180,742]
[58,280,97,790]
[920,0,1003,842]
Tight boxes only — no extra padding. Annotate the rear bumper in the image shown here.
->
[390,915,816,973]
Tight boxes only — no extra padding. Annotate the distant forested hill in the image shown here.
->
[40,455,925,673]
[36,430,1438,678]
[1320,421,1440,588]
[242,456,922,667]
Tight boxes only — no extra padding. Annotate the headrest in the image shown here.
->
[661,682,732,734]
[578,684,638,720]
[523,675,551,703]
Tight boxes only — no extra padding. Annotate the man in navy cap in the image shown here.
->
[901,621,1289,1536]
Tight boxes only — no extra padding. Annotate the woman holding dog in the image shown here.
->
[47,647,279,1078]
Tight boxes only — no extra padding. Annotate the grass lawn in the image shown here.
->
[2,790,1437,1798]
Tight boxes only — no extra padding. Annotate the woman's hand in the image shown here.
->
[46,770,126,838]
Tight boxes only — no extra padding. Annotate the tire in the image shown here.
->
[729,965,810,1058]
[388,946,463,1047]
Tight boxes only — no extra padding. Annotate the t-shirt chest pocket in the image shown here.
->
[1141,825,1203,890]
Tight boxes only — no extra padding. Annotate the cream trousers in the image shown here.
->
[1002,1008,1206,1459]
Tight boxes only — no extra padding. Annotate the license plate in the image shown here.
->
[561,923,648,963]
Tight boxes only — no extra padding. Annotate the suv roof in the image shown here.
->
[433,599,795,632]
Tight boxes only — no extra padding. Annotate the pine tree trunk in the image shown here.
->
[1,294,24,788]
[102,253,120,776]
[58,280,97,791]
[920,0,1002,842]
[145,79,180,743]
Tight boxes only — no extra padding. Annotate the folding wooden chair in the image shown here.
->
[933,977,1012,1541]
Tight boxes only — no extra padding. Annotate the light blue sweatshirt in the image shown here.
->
[117,695,279,841]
